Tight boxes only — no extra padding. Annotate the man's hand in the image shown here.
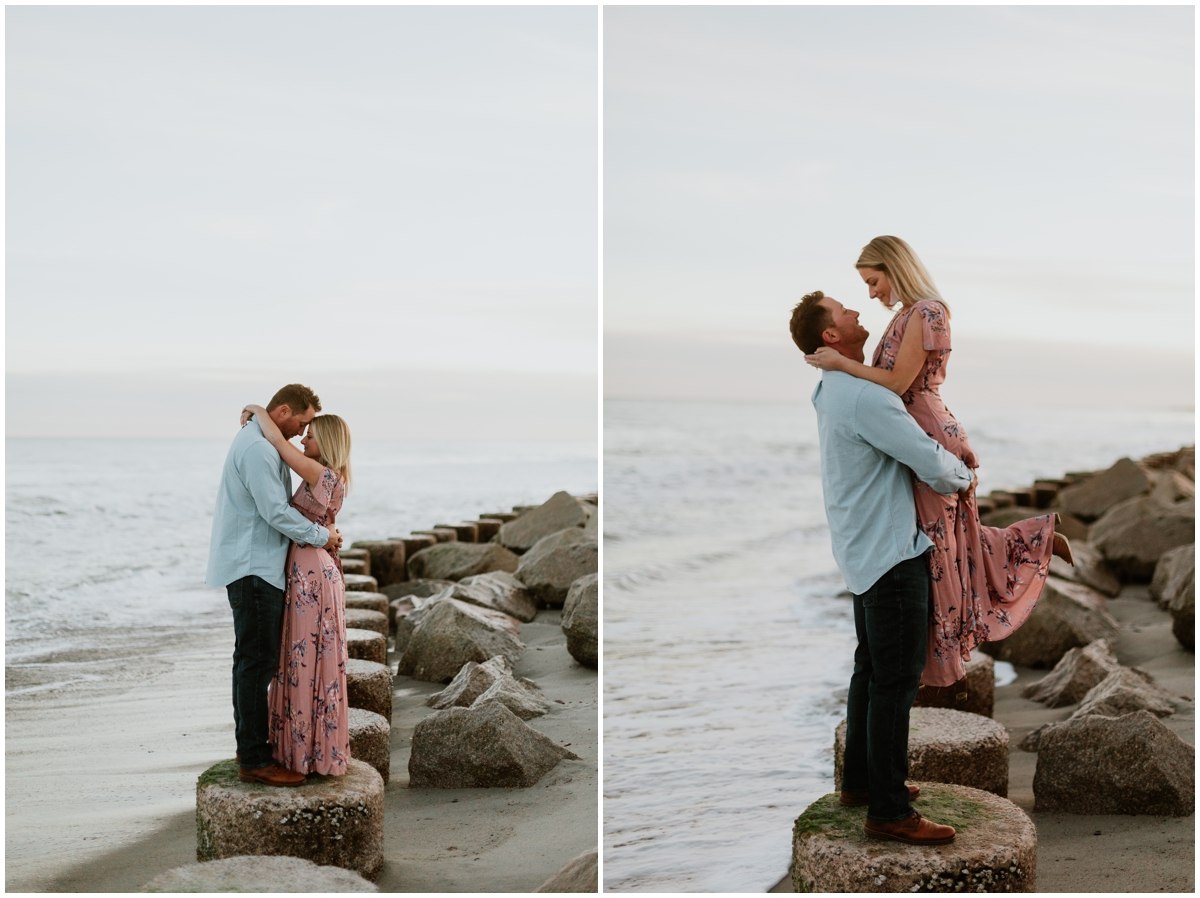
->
[323,527,343,552]
[960,471,978,500]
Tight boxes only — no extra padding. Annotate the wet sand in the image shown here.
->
[771,582,1195,893]
[6,607,597,892]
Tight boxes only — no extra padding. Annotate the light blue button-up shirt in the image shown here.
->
[812,371,974,595]
[205,419,330,590]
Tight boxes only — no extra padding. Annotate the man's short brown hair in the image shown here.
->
[267,383,321,415]
[789,291,834,354]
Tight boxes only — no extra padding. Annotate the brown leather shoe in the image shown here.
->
[840,784,920,807]
[864,810,955,845]
[238,763,305,787]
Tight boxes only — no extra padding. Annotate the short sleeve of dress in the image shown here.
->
[303,467,341,513]
[912,300,951,352]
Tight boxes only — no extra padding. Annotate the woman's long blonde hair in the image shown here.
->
[310,414,352,491]
[856,235,950,316]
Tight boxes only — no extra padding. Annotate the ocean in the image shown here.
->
[5,435,598,680]
[601,397,1194,892]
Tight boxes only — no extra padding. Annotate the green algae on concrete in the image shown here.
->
[793,785,984,846]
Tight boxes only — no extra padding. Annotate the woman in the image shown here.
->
[805,236,1073,689]
[241,404,354,775]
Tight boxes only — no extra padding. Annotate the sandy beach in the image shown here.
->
[771,580,1195,893]
[6,605,597,892]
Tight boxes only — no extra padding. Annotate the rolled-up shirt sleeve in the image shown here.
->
[853,389,974,495]
[242,443,330,547]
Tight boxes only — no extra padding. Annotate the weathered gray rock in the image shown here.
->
[344,609,388,638]
[381,579,455,603]
[349,540,406,588]
[913,652,994,717]
[1033,710,1195,815]
[408,701,579,788]
[343,574,379,594]
[1150,544,1195,610]
[344,591,390,619]
[1022,639,1120,708]
[835,708,1009,797]
[561,573,598,669]
[1150,469,1196,504]
[340,548,370,573]
[1048,541,1121,597]
[346,629,386,665]
[1056,457,1152,521]
[443,571,538,622]
[791,783,1037,893]
[414,528,457,543]
[1089,494,1195,581]
[981,506,1043,529]
[516,529,599,608]
[426,655,549,719]
[143,855,378,892]
[341,558,368,577]
[407,542,519,582]
[496,491,589,555]
[392,598,434,656]
[536,850,598,893]
[345,659,392,721]
[396,598,524,684]
[195,758,384,880]
[1171,584,1194,652]
[348,708,390,784]
[980,579,1118,669]
[471,673,552,720]
[397,534,438,560]
[1069,667,1178,721]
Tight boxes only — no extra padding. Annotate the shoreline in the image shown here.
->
[6,606,597,892]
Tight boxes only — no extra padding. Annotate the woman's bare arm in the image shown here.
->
[242,404,326,487]
[804,319,929,395]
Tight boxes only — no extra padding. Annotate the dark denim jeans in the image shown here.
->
[227,575,284,769]
[842,551,931,822]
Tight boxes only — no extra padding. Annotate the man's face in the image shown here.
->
[277,405,316,440]
[818,297,869,348]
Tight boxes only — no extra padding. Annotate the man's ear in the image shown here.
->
[821,328,840,347]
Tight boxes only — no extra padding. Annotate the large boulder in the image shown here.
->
[381,578,455,602]
[396,598,524,684]
[791,784,1037,893]
[980,579,1118,669]
[426,655,550,719]
[1033,710,1195,815]
[1022,639,1120,708]
[497,491,589,554]
[516,530,599,608]
[835,708,1009,797]
[1089,494,1195,581]
[1150,544,1195,610]
[442,571,538,622]
[143,856,378,892]
[195,758,384,880]
[536,850,598,893]
[1069,667,1178,721]
[391,597,433,656]
[349,540,406,588]
[1170,582,1194,652]
[1055,457,1152,521]
[407,542,519,582]
[408,701,579,788]
[1048,542,1121,597]
[561,574,598,668]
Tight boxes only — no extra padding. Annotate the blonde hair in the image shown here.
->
[855,236,950,316]
[310,414,352,491]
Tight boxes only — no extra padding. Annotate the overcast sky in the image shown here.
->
[605,6,1194,361]
[8,6,597,438]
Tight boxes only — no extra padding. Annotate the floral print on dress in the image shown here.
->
[268,467,350,775]
[873,301,1055,687]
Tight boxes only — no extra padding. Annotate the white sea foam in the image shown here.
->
[602,398,1193,892]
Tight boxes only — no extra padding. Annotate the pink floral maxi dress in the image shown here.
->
[268,468,350,774]
[872,300,1055,687]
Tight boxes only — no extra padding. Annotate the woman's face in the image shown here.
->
[301,425,322,460]
[859,267,895,309]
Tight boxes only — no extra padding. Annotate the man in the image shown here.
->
[205,383,342,786]
[790,291,973,845]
